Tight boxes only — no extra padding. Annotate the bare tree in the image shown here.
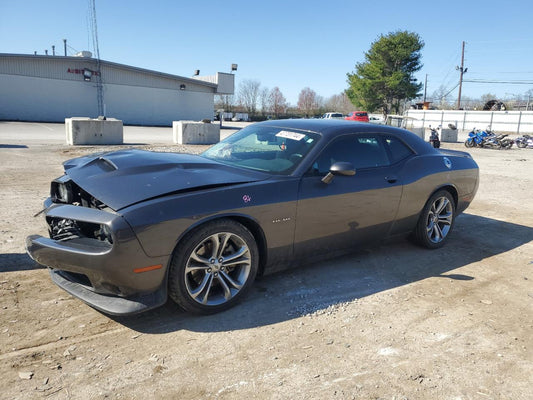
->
[259,87,270,116]
[297,87,318,117]
[215,94,235,113]
[430,85,454,110]
[268,87,288,117]
[325,93,353,114]
[238,79,261,115]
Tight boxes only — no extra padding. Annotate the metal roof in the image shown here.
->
[0,53,217,88]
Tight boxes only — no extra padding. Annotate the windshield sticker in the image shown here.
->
[276,131,306,141]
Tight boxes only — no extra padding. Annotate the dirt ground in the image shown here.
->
[1,122,532,400]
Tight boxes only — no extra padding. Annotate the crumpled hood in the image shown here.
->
[63,149,267,210]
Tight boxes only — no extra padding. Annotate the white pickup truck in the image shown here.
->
[322,112,344,120]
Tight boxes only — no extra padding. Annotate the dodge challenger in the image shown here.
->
[26,119,479,315]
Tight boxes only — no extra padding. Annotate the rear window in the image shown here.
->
[356,112,368,117]
[384,136,414,164]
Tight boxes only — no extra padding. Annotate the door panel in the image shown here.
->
[294,134,404,256]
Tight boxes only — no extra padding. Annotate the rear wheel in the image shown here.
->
[168,219,258,314]
[414,190,455,249]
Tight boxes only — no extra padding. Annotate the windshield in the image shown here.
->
[202,125,320,174]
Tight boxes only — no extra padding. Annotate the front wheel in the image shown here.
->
[464,138,475,148]
[168,219,259,314]
[413,190,456,249]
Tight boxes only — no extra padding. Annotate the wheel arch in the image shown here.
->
[431,184,458,209]
[169,213,268,277]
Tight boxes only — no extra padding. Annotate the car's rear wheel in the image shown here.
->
[414,190,455,249]
[168,219,258,314]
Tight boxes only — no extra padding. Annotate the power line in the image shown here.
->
[464,79,533,84]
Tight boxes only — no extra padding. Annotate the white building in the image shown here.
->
[0,53,234,126]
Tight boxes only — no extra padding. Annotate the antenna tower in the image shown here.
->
[88,0,104,116]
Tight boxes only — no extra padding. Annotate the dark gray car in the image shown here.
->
[26,119,479,315]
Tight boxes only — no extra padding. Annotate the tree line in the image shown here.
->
[217,30,530,120]
[215,83,355,120]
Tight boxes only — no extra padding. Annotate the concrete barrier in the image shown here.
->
[65,117,123,145]
[173,121,220,144]
[440,129,458,143]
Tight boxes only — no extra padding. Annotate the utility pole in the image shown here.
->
[63,39,67,56]
[52,45,55,56]
[423,74,428,103]
[456,41,468,109]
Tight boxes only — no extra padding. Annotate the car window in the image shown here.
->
[202,125,320,174]
[384,136,414,164]
[311,134,390,174]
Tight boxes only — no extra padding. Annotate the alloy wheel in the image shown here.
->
[184,232,252,306]
[425,196,454,243]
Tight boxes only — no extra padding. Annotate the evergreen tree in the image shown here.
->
[346,31,424,116]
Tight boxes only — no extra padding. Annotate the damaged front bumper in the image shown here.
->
[26,202,170,315]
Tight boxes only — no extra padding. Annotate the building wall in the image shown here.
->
[104,84,213,125]
[0,74,98,122]
[0,54,216,126]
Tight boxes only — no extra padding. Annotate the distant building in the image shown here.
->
[0,53,234,126]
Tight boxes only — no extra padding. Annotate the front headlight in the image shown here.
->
[51,175,74,204]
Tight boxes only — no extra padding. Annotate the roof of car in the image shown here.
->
[255,118,433,154]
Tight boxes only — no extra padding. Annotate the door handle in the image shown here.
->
[385,176,398,183]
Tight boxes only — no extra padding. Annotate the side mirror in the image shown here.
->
[321,162,356,184]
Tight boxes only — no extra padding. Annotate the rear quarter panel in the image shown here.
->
[390,153,478,235]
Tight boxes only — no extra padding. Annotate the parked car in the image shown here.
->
[345,111,369,122]
[322,112,344,120]
[26,119,479,316]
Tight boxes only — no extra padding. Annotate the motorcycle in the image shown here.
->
[465,128,487,148]
[494,133,514,149]
[480,131,502,149]
[428,126,440,148]
[515,134,533,149]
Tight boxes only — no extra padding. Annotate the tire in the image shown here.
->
[168,219,259,314]
[413,190,455,249]
[464,139,475,148]
[517,141,527,149]
[501,139,513,149]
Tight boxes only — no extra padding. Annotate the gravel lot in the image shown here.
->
[1,121,532,400]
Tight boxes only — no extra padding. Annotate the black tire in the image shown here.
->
[168,219,259,314]
[464,139,475,148]
[501,139,513,149]
[413,190,456,249]
[517,141,527,149]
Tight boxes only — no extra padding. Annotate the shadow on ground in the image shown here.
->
[0,144,28,149]
[0,253,44,272]
[111,213,533,334]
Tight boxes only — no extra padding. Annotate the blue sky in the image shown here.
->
[2,0,533,106]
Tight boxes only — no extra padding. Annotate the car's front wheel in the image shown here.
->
[168,219,258,314]
[414,190,455,249]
